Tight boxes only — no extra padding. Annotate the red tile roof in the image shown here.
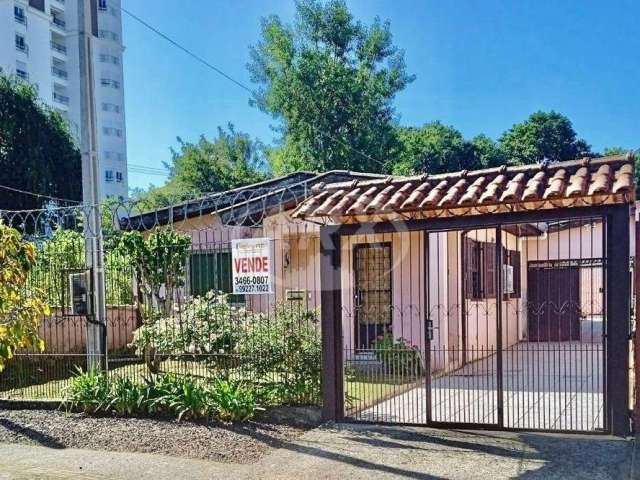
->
[292,154,635,221]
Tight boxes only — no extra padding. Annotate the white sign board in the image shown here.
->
[231,238,272,294]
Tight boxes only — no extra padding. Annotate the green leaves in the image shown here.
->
[0,223,48,371]
[0,75,81,210]
[250,0,413,175]
[62,370,258,422]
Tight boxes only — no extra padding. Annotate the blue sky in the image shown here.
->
[122,0,640,190]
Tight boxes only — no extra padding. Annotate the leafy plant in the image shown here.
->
[107,376,146,415]
[209,378,258,422]
[0,223,48,370]
[61,367,110,413]
[236,302,321,404]
[372,332,423,377]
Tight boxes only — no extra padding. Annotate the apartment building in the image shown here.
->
[0,0,128,199]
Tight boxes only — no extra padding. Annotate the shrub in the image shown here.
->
[372,332,423,377]
[62,367,111,413]
[236,302,321,404]
[107,376,146,415]
[130,292,249,360]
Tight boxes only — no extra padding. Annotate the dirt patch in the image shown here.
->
[0,409,311,463]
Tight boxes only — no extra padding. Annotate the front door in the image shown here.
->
[353,243,392,349]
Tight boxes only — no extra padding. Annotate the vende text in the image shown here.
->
[234,256,269,273]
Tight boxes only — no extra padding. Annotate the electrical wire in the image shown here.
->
[0,183,81,204]
[120,6,387,170]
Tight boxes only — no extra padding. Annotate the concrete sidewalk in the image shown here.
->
[0,423,636,479]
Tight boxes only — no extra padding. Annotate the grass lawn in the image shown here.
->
[344,377,420,414]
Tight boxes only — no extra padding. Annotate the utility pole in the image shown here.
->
[77,0,107,369]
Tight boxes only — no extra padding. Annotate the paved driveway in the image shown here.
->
[0,423,635,479]
[357,341,603,432]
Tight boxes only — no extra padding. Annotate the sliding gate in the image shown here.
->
[335,209,628,434]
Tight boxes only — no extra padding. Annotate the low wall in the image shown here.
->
[38,306,138,354]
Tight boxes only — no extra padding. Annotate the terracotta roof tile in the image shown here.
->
[292,154,635,220]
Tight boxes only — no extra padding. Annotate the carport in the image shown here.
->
[292,153,635,435]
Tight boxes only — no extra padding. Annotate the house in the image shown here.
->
[125,153,636,436]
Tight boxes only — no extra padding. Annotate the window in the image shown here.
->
[189,250,244,304]
[99,53,119,64]
[15,34,27,53]
[105,170,113,182]
[115,171,123,183]
[98,29,119,41]
[463,237,521,300]
[101,102,120,113]
[102,127,122,137]
[16,69,28,81]
[98,0,107,11]
[14,5,25,24]
[100,78,119,89]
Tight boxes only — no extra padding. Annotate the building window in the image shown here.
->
[105,170,113,182]
[101,102,120,113]
[99,53,119,65]
[14,6,26,24]
[463,237,521,300]
[15,34,27,53]
[189,251,244,304]
[98,0,107,11]
[102,127,122,137]
[116,171,123,183]
[16,69,28,81]
[98,29,119,41]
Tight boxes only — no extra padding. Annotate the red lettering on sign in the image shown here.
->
[234,256,269,273]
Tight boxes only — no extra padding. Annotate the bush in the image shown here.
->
[130,292,249,359]
[372,332,423,377]
[236,302,321,404]
[61,369,258,422]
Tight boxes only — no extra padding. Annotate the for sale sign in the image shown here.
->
[231,238,273,294]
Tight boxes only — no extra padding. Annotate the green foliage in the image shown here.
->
[391,123,477,175]
[129,292,244,359]
[135,126,268,206]
[30,228,133,306]
[249,0,413,174]
[372,332,422,377]
[62,370,258,422]
[0,223,48,370]
[499,111,591,165]
[236,302,321,403]
[0,75,81,210]
[62,367,111,413]
[209,378,257,422]
[115,229,191,316]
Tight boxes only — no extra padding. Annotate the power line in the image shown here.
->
[120,7,387,170]
[0,183,81,204]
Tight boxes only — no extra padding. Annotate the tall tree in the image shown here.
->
[158,125,267,199]
[499,111,591,165]
[0,76,81,210]
[249,0,414,174]
[391,123,476,175]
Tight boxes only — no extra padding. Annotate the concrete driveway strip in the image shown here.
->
[0,423,635,480]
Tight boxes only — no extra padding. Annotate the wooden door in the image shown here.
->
[527,266,580,341]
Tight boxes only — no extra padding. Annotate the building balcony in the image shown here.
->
[51,17,66,30]
[15,43,29,55]
[51,66,68,80]
[52,0,65,6]
[51,41,67,54]
[53,92,69,105]
[16,70,29,82]
[15,14,27,26]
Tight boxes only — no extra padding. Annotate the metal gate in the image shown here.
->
[333,210,623,434]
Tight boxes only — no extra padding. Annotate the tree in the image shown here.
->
[0,76,81,210]
[471,134,505,169]
[136,125,267,207]
[499,111,591,165]
[0,223,48,371]
[249,0,413,174]
[391,123,476,175]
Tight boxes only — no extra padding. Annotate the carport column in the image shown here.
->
[607,205,631,436]
[320,226,344,421]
